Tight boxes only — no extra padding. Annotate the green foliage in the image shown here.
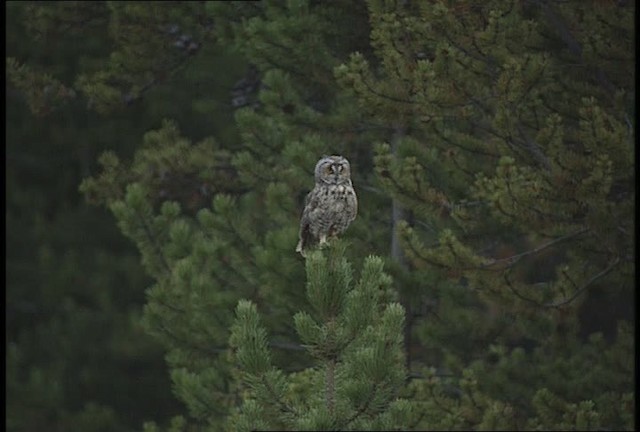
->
[229,244,409,431]
[80,119,244,213]
[336,1,634,429]
[6,57,77,115]
[8,0,634,430]
[73,1,213,114]
[6,3,195,431]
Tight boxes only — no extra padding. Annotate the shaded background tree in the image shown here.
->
[7,0,634,431]
[6,2,244,431]
[334,1,634,429]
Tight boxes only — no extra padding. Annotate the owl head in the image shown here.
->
[314,155,352,185]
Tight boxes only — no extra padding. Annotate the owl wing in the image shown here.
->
[296,187,322,255]
[346,184,358,223]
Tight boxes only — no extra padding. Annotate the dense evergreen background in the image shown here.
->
[6,1,634,431]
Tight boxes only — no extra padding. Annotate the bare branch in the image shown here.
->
[479,228,590,270]
[503,269,546,307]
[545,257,621,308]
[501,255,620,309]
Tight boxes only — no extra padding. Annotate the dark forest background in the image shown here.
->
[6,1,634,431]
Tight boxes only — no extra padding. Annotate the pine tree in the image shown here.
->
[335,0,634,429]
[89,1,635,429]
[9,0,634,430]
[6,2,243,431]
[85,125,258,428]
[228,243,411,431]
[6,3,184,431]
[79,3,392,428]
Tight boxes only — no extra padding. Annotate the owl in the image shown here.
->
[296,155,358,256]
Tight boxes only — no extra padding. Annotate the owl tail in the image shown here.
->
[297,222,312,257]
[295,240,306,257]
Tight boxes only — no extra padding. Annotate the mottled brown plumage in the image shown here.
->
[296,155,358,256]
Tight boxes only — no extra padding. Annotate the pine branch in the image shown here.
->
[390,126,408,266]
[427,384,458,417]
[269,341,306,351]
[390,126,415,372]
[325,358,336,416]
[502,268,550,307]
[157,323,226,355]
[545,256,621,308]
[360,77,419,105]
[130,205,172,276]
[479,228,590,271]
[515,123,551,171]
[341,381,381,429]
[260,374,298,417]
[255,38,309,79]
[155,297,186,315]
[532,0,616,95]
[502,255,621,309]
[403,236,453,270]
[432,122,501,158]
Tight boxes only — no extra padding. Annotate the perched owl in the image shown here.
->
[296,155,358,256]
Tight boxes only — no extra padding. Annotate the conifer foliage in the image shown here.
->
[7,0,634,431]
[337,1,634,429]
[228,243,410,431]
